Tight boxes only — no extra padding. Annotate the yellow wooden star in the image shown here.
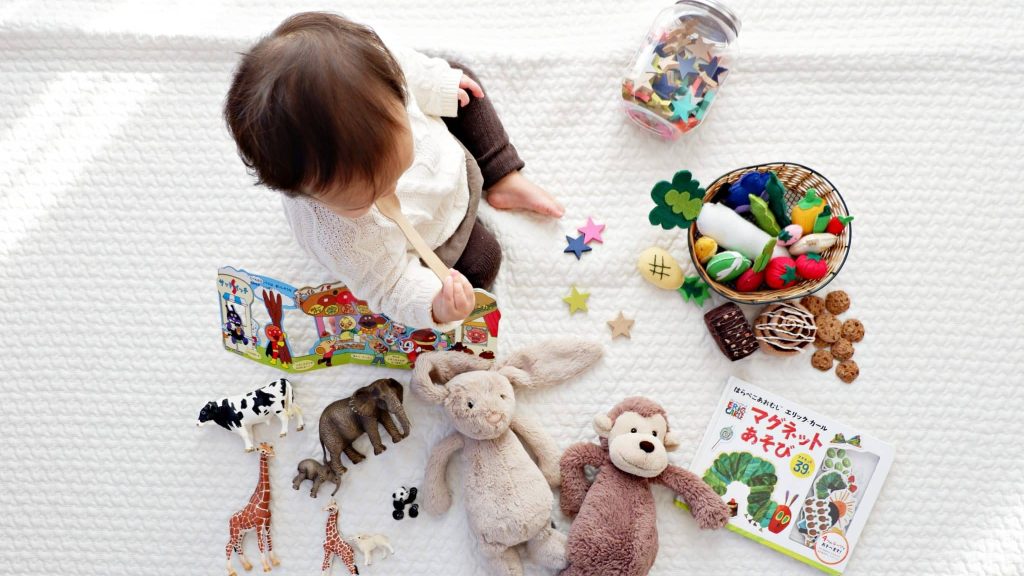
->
[562,285,590,315]
[607,312,635,339]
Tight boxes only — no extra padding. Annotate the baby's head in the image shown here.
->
[224,12,413,216]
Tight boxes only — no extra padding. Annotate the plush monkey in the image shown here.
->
[559,397,730,576]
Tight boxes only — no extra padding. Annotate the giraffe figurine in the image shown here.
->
[321,499,359,575]
[226,443,280,576]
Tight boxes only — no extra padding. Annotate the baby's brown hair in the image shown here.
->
[224,12,406,196]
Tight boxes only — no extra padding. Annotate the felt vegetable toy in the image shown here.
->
[764,172,792,227]
[706,251,751,282]
[410,340,603,576]
[735,268,765,292]
[790,189,826,234]
[649,170,706,230]
[696,203,790,272]
[795,253,828,280]
[723,171,770,213]
[776,224,803,248]
[826,215,854,235]
[560,397,730,576]
[812,204,833,234]
[789,233,838,256]
[765,257,799,289]
[693,237,718,264]
[748,194,781,236]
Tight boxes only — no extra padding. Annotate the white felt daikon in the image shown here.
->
[696,202,789,262]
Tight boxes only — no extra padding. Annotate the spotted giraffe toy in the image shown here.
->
[321,499,359,575]
[226,443,279,576]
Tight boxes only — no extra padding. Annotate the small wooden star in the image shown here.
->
[687,35,716,62]
[564,234,592,259]
[607,312,634,339]
[577,217,605,244]
[562,286,590,315]
[669,89,698,121]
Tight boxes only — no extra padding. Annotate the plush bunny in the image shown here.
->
[410,339,603,576]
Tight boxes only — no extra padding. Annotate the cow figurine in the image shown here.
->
[197,378,305,452]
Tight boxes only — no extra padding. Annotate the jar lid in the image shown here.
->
[676,0,742,37]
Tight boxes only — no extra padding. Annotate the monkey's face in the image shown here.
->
[596,411,680,478]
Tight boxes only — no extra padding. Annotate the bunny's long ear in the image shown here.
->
[497,339,603,389]
[410,350,492,404]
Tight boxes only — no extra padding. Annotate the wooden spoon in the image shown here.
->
[375,193,449,281]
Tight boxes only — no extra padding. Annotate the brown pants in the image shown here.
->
[442,60,522,290]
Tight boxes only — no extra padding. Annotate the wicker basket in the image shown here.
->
[688,162,852,305]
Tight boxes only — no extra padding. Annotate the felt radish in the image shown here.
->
[795,253,828,280]
[826,215,854,235]
[776,224,803,248]
[765,257,799,289]
[735,268,764,292]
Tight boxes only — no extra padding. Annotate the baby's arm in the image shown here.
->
[389,45,464,117]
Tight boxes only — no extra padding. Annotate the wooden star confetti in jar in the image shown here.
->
[621,0,740,140]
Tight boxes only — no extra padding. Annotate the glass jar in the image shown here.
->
[621,0,741,140]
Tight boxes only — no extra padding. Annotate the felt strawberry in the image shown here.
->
[796,253,828,280]
[825,215,854,236]
[735,269,764,292]
[765,257,799,289]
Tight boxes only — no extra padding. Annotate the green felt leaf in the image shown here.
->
[678,276,711,307]
[648,170,705,230]
[838,215,855,226]
[798,188,823,210]
[753,239,775,273]
[780,265,799,284]
[749,194,781,236]
[666,189,705,219]
[778,229,792,242]
[806,252,823,262]
[813,204,833,233]
[765,172,792,227]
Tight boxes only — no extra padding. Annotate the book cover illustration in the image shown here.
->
[680,377,893,575]
[217,266,500,372]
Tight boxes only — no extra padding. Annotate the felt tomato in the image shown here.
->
[825,215,854,236]
[796,253,828,280]
[765,257,799,289]
[735,269,764,292]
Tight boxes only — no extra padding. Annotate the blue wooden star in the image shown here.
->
[564,234,592,259]
[650,71,681,99]
[701,56,726,82]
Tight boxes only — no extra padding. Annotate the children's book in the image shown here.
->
[678,377,893,575]
[217,266,500,372]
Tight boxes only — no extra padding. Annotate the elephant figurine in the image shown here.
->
[319,378,411,479]
[292,458,341,498]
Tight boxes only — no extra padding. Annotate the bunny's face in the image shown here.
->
[442,371,516,440]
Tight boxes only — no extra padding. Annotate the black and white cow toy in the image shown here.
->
[196,378,304,452]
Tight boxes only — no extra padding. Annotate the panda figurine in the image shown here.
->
[392,486,419,520]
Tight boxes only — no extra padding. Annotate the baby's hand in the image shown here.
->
[457,74,484,108]
[432,270,475,324]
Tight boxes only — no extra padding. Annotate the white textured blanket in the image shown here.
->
[2,1,1023,575]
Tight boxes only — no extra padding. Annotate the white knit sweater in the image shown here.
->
[282,45,468,332]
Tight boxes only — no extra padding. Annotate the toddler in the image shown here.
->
[224,12,561,330]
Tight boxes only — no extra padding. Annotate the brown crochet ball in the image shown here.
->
[841,319,865,342]
[811,349,834,371]
[816,313,842,343]
[836,360,859,383]
[800,295,827,316]
[831,338,855,361]
[825,290,851,315]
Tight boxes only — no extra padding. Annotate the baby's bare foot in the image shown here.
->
[486,171,564,218]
